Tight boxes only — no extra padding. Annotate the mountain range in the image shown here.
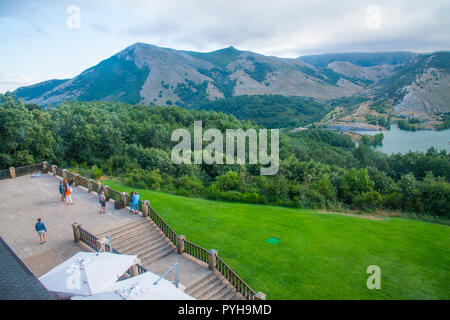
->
[13,43,450,116]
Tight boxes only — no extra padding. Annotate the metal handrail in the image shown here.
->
[153,262,179,288]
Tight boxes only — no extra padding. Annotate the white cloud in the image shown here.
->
[0,0,449,92]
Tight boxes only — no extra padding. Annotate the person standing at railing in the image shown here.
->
[65,180,73,205]
[35,218,47,245]
[97,180,102,193]
[59,181,65,202]
[130,191,140,214]
[99,191,106,214]
[129,191,135,214]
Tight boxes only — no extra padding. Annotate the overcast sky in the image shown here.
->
[1,0,449,93]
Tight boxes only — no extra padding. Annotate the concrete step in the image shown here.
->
[198,281,228,300]
[185,272,216,294]
[231,292,246,300]
[100,221,149,240]
[187,275,222,297]
[137,240,173,260]
[212,286,236,300]
[109,222,154,242]
[141,246,175,265]
[112,225,160,246]
[96,218,145,238]
[120,240,152,256]
[114,230,162,252]
[124,237,168,256]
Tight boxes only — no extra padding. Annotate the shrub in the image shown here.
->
[91,165,102,179]
[383,192,402,210]
[215,171,241,192]
[206,183,221,200]
[354,191,382,212]
[220,191,243,202]
[241,192,262,204]
[144,169,162,190]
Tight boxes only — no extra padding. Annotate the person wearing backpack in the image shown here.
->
[99,191,106,214]
[59,181,65,202]
[35,218,47,245]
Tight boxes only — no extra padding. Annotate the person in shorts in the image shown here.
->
[99,191,106,214]
[35,218,47,244]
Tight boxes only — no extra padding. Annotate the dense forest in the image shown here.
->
[191,94,331,129]
[1,93,449,219]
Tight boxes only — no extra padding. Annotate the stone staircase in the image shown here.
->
[185,271,245,300]
[96,218,175,266]
[96,217,245,300]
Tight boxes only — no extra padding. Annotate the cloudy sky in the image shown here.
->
[1,0,449,92]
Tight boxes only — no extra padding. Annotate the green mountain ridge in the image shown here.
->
[12,44,450,124]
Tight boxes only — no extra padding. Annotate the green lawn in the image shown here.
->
[104,180,450,300]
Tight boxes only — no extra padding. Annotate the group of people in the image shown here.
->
[129,191,140,214]
[39,179,144,245]
[59,179,74,205]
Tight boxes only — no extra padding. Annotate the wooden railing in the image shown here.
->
[108,189,122,202]
[0,169,10,180]
[65,170,75,182]
[78,226,100,251]
[15,163,43,177]
[137,264,149,275]
[78,225,148,275]
[55,167,63,177]
[3,162,259,299]
[78,176,89,188]
[184,240,208,263]
[216,256,256,300]
[148,205,178,246]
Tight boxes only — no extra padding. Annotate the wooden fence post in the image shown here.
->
[120,192,128,206]
[62,169,67,180]
[42,161,48,174]
[72,223,81,242]
[207,249,218,270]
[9,167,15,179]
[142,200,149,217]
[88,179,93,192]
[177,235,186,254]
[51,165,56,176]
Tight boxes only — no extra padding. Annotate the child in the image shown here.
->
[35,218,47,244]
[65,182,73,205]
[99,191,106,214]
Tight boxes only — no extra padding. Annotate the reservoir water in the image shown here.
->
[356,124,450,154]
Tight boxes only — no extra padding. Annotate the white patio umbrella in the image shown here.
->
[39,251,140,298]
[71,271,195,300]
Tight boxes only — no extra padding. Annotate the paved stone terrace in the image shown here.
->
[0,173,214,294]
[0,173,140,277]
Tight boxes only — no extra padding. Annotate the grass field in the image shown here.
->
[104,180,450,300]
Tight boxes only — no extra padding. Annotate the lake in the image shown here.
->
[356,124,450,154]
